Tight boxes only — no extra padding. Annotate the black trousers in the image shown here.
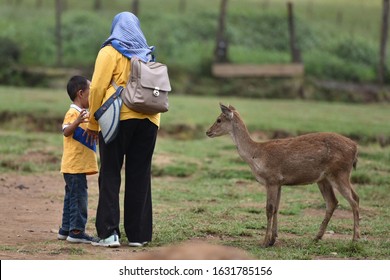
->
[96,118,158,241]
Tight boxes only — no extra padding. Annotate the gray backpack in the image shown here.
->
[113,58,171,115]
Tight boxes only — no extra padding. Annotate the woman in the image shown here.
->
[86,12,159,247]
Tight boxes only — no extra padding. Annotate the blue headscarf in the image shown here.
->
[102,12,154,62]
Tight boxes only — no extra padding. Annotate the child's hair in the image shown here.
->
[66,75,89,101]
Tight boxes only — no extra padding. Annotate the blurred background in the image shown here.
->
[0,0,389,102]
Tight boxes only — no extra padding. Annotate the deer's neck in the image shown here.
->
[230,118,257,161]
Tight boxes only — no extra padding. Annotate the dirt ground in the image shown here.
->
[0,172,253,260]
[1,172,124,259]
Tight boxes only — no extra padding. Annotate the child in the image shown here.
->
[58,75,98,243]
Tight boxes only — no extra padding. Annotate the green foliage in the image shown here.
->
[18,19,57,66]
[303,36,380,82]
[227,13,320,53]
[61,11,108,67]
[331,36,378,66]
[0,37,20,65]
[305,52,377,82]
[0,0,387,87]
[228,13,290,51]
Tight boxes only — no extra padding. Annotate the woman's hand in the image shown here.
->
[84,128,99,145]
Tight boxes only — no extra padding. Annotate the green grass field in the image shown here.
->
[0,86,389,259]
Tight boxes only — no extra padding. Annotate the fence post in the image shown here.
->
[94,0,102,10]
[132,0,139,16]
[379,0,389,85]
[214,0,229,62]
[179,0,186,13]
[287,2,302,63]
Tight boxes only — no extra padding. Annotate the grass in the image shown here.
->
[1,86,389,141]
[1,86,389,259]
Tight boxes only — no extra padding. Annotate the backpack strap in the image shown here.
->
[111,80,119,90]
[111,57,138,89]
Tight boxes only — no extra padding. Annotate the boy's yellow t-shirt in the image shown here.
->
[61,104,98,175]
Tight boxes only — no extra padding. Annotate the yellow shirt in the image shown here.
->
[61,104,98,175]
[88,45,160,131]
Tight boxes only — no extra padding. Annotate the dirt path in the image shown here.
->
[0,172,157,260]
[0,172,253,260]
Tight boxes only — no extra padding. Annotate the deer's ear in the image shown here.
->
[220,103,234,119]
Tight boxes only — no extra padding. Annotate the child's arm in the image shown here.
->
[63,109,89,137]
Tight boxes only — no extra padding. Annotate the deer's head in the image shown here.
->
[206,103,236,138]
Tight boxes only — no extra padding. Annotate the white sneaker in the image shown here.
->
[128,241,148,247]
[92,232,120,248]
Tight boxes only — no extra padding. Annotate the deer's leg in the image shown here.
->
[315,179,338,241]
[270,186,282,245]
[263,186,279,247]
[331,174,360,241]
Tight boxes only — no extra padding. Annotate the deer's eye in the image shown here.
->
[217,118,222,123]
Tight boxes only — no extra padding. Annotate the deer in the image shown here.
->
[206,104,360,247]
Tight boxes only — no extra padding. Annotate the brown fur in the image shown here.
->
[206,104,360,247]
